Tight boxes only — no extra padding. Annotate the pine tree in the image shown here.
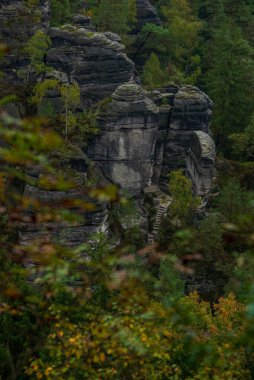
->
[127,0,137,24]
[50,0,83,26]
[197,0,225,30]
[50,0,71,26]
[205,21,254,150]
[162,0,202,82]
[138,0,202,84]
[223,0,254,45]
[229,112,254,160]
[92,0,136,37]
[23,30,51,81]
[136,0,202,84]
[217,178,249,223]
[168,169,201,224]
[60,83,80,140]
[143,53,168,89]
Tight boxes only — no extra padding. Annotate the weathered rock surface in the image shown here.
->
[186,131,216,202]
[72,14,95,31]
[19,190,108,247]
[152,86,214,192]
[47,26,135,104]
[0,0,216,245]
[19,154,108,246]
[151,85,179,185]
[86,83,159,194]
[0,0,50,87]
[134,0,162,33]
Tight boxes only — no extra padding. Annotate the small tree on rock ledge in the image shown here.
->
[169,169,201,225]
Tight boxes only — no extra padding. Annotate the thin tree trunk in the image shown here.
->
[26,63,32,83]
[65,103,68,140]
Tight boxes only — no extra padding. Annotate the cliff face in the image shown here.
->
[87,83,159,194]
[152,86,214,196]
[186,131,216,204]
[87,83,215,202]
[47,27,135,104]
[19,154,109,247]
[0,0,216,244]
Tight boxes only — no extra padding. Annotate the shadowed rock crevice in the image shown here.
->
[154,86,214,192]
[186,131,216,206]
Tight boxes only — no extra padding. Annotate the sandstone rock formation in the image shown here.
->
[19,153,108,247]
[186,131,216,203]
[72,13,95,31]
[86,83,215,205]
[0,0,50,86]
[86,83,159,195]
[47,26,135,104]
[134,0,162,33]
[152,86,214,193]
[0,1,216,245]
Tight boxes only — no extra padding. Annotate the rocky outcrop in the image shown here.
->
[134,0,162,33]
[47,26,135,104]
[72,14,95,31]
[0,0,216,246]
[186,131,216,203]
[19,189,108,247]
[0,0,50,87]
[86,83,159,194]
[19,153,108,247]
[86,82,215,235]
[152,86,214,192]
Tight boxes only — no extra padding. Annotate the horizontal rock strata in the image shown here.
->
[19,156,108,247]
[47,26,135,104]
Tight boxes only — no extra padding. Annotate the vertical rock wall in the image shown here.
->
[86,83,159,195]
[152,86,214,192]
[186,131,216,203]
[47,27,135,104]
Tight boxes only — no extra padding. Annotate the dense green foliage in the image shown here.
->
[138,0,254,153]
[2,1,254,379]
[1,119,254,378]
[28,0,254,154]
[143,53,168,89]
[23,30,51,80]
[0,112,254,378]
[86,0,137,42]
[168,169,201,224]
[50,0,84,26]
